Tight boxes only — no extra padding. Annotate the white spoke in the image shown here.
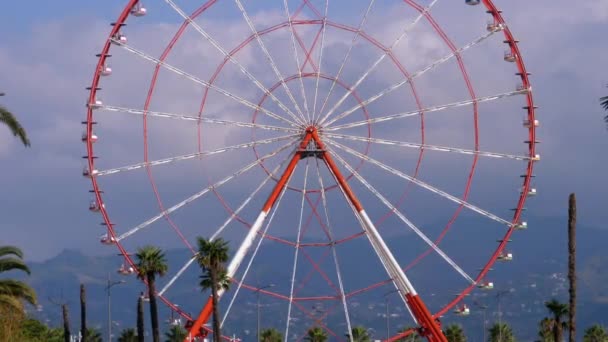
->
[97,134,298,177]
[285,160,310,341]
[111,40,299,128]
[316,0,376,123]
[99,105,300,133]
[314,158,354,340]
[283,0,313,123]
[234,0,307,122]
[327,145,475,284]
[311,0,330,122]
[221,157,296,327]
[322,28,502,128]
[324,89,527,132]
[162,0,306,126]
[159,256,197,296]
[324,133,532,161]
[326,139,512,226]
[115,139,297,241]
[317,0,438,126]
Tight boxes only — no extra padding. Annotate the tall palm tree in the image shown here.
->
[165,325,187,342]
[489,322,515,342]
[62,304,70,342]
[137,292,145,342]
[0,105,30,147]
[583,325,608,342]
[304,327,328,342]
[546,299,568,342]
[80,283,87,342]
[118,328,138,342]
[135,246,168,342]
[196,237,230,342]
[568,194,577,342]
[443,324,466,342]
[0,246,36,312]
[346,326,371,342]
[537,317,554,342]
[259,328,283,342]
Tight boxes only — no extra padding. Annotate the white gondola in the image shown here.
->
[454,304,470,316]
[100,65,112,76]
[117,264,135,275]
[89,200,104,212]
[112,34,127,45]
[100,234,116,245]
[522,188,537,197]
[531,154,541,161]
[82,132,98,143]
[83,167,99,178]
[486,21,502,32]
[514,221,528,230]
[497,252,513,261]
[516,83,528,92]
[87,99,103,109]
[131,4,147,17]
[523,119,540,128]
[477,281,494,290]
[504,51,517,62]
[465,0,480,5]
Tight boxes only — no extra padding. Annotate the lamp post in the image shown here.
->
[383,289,400,340]
[496,289,510,342]
[106,273,125,342]
[253,284,274,342]
[474,301,488,342]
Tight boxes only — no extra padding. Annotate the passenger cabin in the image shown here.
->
[504,51,517,62]
[478,281,494,290]
[131,4,147,17]
[497,252,513,261]
[118,264,135,275]
[83,167,99,178]
[100,234,115,245]
[465,0,480,5]
[82,132,98,143]
[514,221,528,230]
[454,304,471,316]
[89,201,104,212]
[112,34,127,45]
[100,65,112,76]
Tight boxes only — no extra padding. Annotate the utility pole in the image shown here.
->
[253,284,274,342]
[106,272,125,342]
[383,289,399,340]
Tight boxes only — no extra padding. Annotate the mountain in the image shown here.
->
[20,216,608,341]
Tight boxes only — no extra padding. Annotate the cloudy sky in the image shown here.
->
[1,0,607,268]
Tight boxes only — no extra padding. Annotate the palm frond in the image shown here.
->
[0,294,25,312]
[0,246,24,259]
[0,105,30,147]
[0,256,31,274]
[0,279,37,305]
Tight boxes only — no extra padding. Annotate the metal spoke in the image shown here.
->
[326,139,512,226]
[97,134,298,177]
[327,145,475,284]
[234,0,308,123]
[99,105,300,133]
[322,28,502,128]
[324,132,532,161]
[162,0,306,126]
[115,139,297,241]
[111,39,299,128]
[324,89,527,132]
[285,160,310,340]
[159,256,197,296]
[316,0,377,123]
[317,0,438,126]
[311,0,330,122]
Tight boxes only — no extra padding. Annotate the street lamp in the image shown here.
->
[383,289,400,340]
[106,273,126,342]
[253,284,274,342]
[495,289,510,342]
[473,300,489,342]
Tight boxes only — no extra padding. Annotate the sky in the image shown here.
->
[1,0,607,268]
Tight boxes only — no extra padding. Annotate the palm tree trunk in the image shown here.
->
[147,274,160,342]
[62,304,71,342]
[210,268,222,342]
[80,284,87,342]
[554,320,562,342]
[568,193,576,342]
[137,293,145,342]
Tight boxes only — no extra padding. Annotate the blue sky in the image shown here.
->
[1,0,607,266]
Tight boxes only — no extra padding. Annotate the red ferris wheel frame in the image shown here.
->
[84,0,537,341]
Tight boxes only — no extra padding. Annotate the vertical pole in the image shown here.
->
[386,299,390,341]
[257,291,260,342]
[568,193,577,342]
[107,273,112,342]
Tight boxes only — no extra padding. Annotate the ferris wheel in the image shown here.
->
[84,0,538,341]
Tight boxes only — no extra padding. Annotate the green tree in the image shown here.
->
[444,324,466,342]
[304,326,328,342]
[135,246,168,342]
[165,325,187,342]
[396,327,422,342]
[0,246,37,312]
[584,325,608,342]
[537,317,554,342]
[346,326,371,342]
[259,328,283,342]
[118,328,138,342]
[0,104,30,146]
[196,237,230,342]
[489,322,515,342]
[545,299,568,342]
[86,327,103,342]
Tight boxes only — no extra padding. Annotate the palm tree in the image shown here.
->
[537,317,554,342]
[62,304,70,342]
[489,322,515,342]
[165,325,188,342]
[196,237,230,342]
[396,327,422,342]
[0,245,37,312]
[546,299,569,342]
[86,327,103,342]
[583,325,608,342]
[304,326,328,342]
[80,284,87,342]
[137,292,145,342]
[118,328,138,342]
[444,324,466,342]
[601,85,608,125]
[135,246,168,342]
[568,194,577,342]
[346,326,371,342]
[0,104,30,147]
[259,328,283,342]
